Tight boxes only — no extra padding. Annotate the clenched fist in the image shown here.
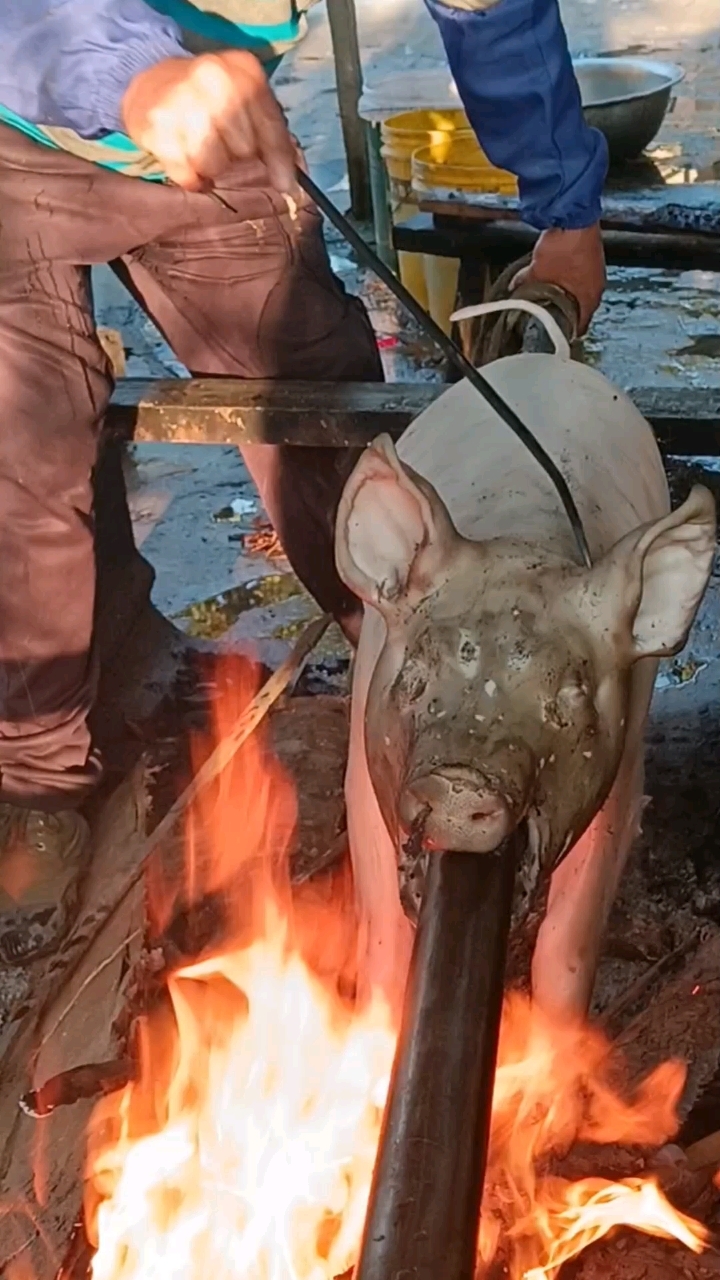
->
[512,223,606,335]
[121,49,298,195]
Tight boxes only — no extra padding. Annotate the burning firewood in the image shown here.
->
[19,1059,134,1119]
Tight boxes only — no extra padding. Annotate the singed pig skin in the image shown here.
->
[336,351,716,1019]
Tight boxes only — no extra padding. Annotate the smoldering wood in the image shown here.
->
[65,616,332,986]
[600,933,703,1035]
[55,1219,93,1280]
[105,379,720,457]
[610,932,720,1122]
[549,1142,717,1222]
[562,1234,720,1280]
[19,1059,134,1119]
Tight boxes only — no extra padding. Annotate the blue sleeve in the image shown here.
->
[425,0,608,231]
[0,0,190,139]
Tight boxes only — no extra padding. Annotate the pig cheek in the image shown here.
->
[595,671,631,762]
[531,737,616,870]
[366,700,413,846]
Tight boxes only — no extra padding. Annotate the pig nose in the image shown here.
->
[401,767,513,853]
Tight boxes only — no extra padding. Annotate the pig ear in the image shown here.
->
[582,486,716,660]
[335,433,460,617]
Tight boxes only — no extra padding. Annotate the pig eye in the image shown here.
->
[395,660,429,704]
[559,679,589,705]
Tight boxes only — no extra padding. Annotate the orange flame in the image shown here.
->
[84,655,709,1280]
[480,993,707,1276]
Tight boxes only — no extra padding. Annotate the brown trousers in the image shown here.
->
[0,124,382,806]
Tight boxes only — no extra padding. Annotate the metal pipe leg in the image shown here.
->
[355,833,522,1280]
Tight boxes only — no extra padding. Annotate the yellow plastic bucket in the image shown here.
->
[411,133,518,196]
[379,113,518,333]
[412,135,518,333]
[381,109,471,184]
[380,110,471,316]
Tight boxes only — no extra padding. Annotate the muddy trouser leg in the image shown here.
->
[0,128,381,803]
[0,257,110,806]
[114,181,383,636]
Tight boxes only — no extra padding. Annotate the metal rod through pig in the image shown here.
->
[355,833,522,1280]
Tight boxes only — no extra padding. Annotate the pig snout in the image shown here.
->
[400,765,518,853]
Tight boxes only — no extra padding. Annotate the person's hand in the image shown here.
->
[121,50,298,196]
[512,223,606,334]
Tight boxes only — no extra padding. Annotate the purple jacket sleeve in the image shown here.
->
[426,0,608,230]
[0,0,189,138]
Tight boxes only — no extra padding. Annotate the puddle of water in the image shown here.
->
[174,572,351,672]
[655,655,708,692]
[174,574,304,640]
[585,265,720,389]
[324,231,720,393]
[213,496,258,523]
[672,334,720,359]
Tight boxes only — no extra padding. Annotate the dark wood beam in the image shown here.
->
[106,379,720,457]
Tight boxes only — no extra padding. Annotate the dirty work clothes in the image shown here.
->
[0,0,311,177]
[0,123,381,807]
[0,0,606,228]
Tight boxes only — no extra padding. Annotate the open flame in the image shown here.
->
[480,992,707,1276]
[84,656,709,1280]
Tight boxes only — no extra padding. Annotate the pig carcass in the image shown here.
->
[336,302,716,1020]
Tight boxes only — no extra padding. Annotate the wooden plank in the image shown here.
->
[106,379,720,456]
[415,180,720,238]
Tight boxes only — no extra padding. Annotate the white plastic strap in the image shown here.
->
[449,298,572,361]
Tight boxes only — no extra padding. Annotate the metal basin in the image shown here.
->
[572,57,685,162]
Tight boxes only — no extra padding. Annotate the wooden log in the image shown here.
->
[106,379,433,446]
[548,1144,716,1225]
[105,379,720,457]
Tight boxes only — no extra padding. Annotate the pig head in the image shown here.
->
[336,434,716,925]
